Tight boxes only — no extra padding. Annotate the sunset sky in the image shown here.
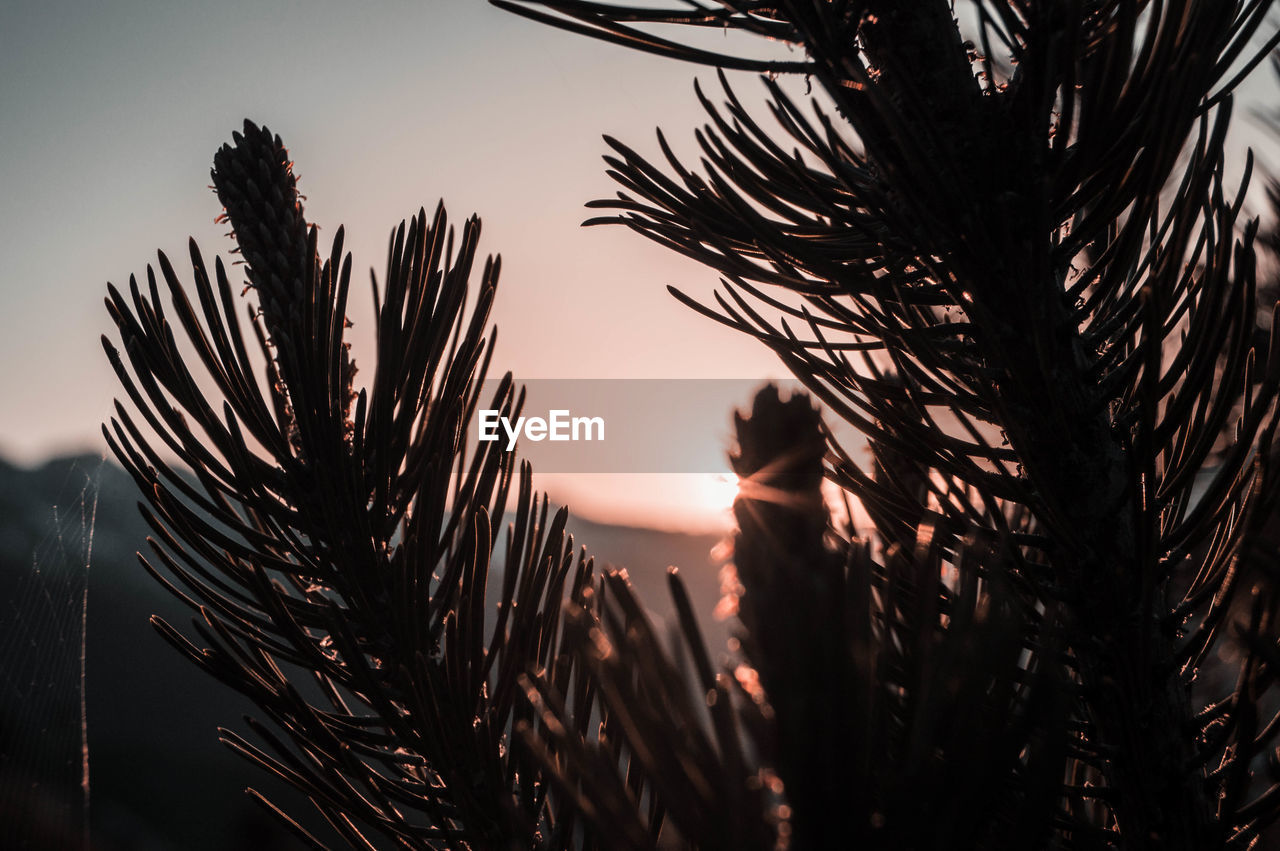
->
[4,2,1277,531]
[0,0,805,531]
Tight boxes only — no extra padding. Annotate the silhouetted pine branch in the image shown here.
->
[97,4,1280,848]
[101,121,603,849]
[519,385,1078,849]
[496,2,1280,848]
[518,566,777,851]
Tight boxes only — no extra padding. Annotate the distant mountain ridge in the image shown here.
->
[0,454,728,849]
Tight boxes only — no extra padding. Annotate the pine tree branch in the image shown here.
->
[103,121,605,848]
[497,1,1280,846]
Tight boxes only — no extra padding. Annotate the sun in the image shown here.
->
[691,472,741,522]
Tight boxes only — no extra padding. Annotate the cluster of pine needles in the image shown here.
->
[100,2,1280,849]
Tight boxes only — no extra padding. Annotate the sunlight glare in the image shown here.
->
[693,472,741,526]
